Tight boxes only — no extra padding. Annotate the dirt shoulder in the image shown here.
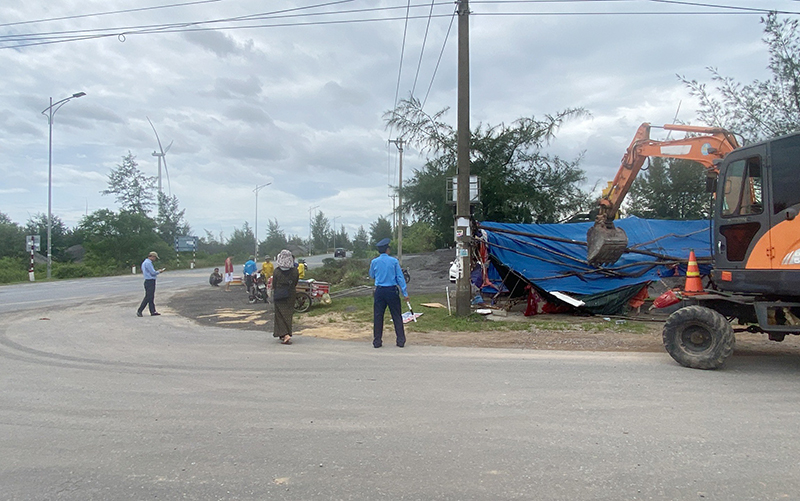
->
[167,285,800,356]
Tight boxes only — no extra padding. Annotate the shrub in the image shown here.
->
[0,257,28,283]
[53,262,96,279]
[307,258,370,286]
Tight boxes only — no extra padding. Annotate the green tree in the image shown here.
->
[370,216,393,245]
[386,98,590,247]
[226,222,255,259]
[402,221,438,253]
[681,13,800,142]
[200,230,226,256]
[333,224,350,250]
[287,234,305,247]
[352,225,369,258]
[101,152,156,214]
[310,211,331,253]
[155,191,190,246]
[0,212,26,259]
[626,158,711,219]
[261,218,288,258]
[76,209,167,271]
[25,212,76,262]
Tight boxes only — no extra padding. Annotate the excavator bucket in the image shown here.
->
[586,221,628,265]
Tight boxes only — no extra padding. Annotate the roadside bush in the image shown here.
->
[341,270,369,288]
[0,257,28,283]
[53,262,96,279]
[307,258,369,286]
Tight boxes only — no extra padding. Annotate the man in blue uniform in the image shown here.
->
[369,238,409,348]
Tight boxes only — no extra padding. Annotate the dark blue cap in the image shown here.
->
[376,238,391,248]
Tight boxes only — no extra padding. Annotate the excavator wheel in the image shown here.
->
[586,222,628,265]
[662,305,735,369]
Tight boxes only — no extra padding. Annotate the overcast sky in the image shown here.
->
[1,0,797,243]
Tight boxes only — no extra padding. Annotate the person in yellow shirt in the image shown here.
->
[297,259,307,279]
[261,256,274,280]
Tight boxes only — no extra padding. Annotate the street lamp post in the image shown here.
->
[308,205,319,253]
[253,182,272,261]
[332,215,341,251]
[42,92,86,279]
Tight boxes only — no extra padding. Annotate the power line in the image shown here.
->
[423,9,457,108]
[3,1,795,49]
[0,0,362,43]
[411,0,438,98]
[0,2,452,48]
[392,0,414,126]
[0,0,229,29]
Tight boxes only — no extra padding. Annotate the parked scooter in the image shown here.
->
[248,271,268,303]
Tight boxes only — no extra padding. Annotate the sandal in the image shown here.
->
[281,335,292,345]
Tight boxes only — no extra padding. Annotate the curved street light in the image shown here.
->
[253,182,272,260]
[332,215,341,252]
[42,92,86,279]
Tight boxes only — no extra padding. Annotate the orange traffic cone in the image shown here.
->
[684,249,703,294]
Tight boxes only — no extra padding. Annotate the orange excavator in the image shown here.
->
[587,123,800,369]
[587,123,740,265]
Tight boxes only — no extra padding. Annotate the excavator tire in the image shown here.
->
[662,305,734,370]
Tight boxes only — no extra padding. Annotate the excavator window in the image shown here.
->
[721,157,762,217]
[770,134,800,214]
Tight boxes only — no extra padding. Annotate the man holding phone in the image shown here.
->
[137,251,166,317]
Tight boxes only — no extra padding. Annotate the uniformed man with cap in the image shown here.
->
[137,251,166,317]
[368,238,408,348]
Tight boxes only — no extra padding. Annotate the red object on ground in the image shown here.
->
[653,289,681,309]
[628,285,648,309]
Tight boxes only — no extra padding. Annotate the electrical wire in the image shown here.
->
[0,0,229,29]
[410,0,437,98]
[422,8,456,108]
[392,0,414,129]
[6,0,792,49]
[3,0,794,49]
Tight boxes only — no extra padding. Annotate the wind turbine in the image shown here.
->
[146,117,173,195]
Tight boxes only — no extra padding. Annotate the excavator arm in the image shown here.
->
[587,123,739,265]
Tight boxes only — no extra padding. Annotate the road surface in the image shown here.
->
[2,271,800,499]
[0,254,334,315]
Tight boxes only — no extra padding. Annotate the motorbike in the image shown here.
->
[248,272,268,304]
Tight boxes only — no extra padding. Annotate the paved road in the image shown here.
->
[2,279,800,499]
[0,254,335,316]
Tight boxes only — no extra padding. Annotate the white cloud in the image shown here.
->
[0,0,790,243]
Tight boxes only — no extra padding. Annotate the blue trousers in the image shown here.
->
[373,286,405,347]
[138,279,157,315]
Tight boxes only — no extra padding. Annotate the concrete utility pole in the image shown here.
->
[455,0,471,316]
[389,138,405,265]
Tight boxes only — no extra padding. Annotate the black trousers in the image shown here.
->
[138,279,157,315]
[373,286,405,347]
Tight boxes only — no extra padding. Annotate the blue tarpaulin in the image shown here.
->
[479,217,712,313]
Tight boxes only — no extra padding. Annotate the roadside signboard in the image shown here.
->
[174,236,198,252]
[25,235,41,253]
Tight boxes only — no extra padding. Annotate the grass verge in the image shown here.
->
[303,292,652,334]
